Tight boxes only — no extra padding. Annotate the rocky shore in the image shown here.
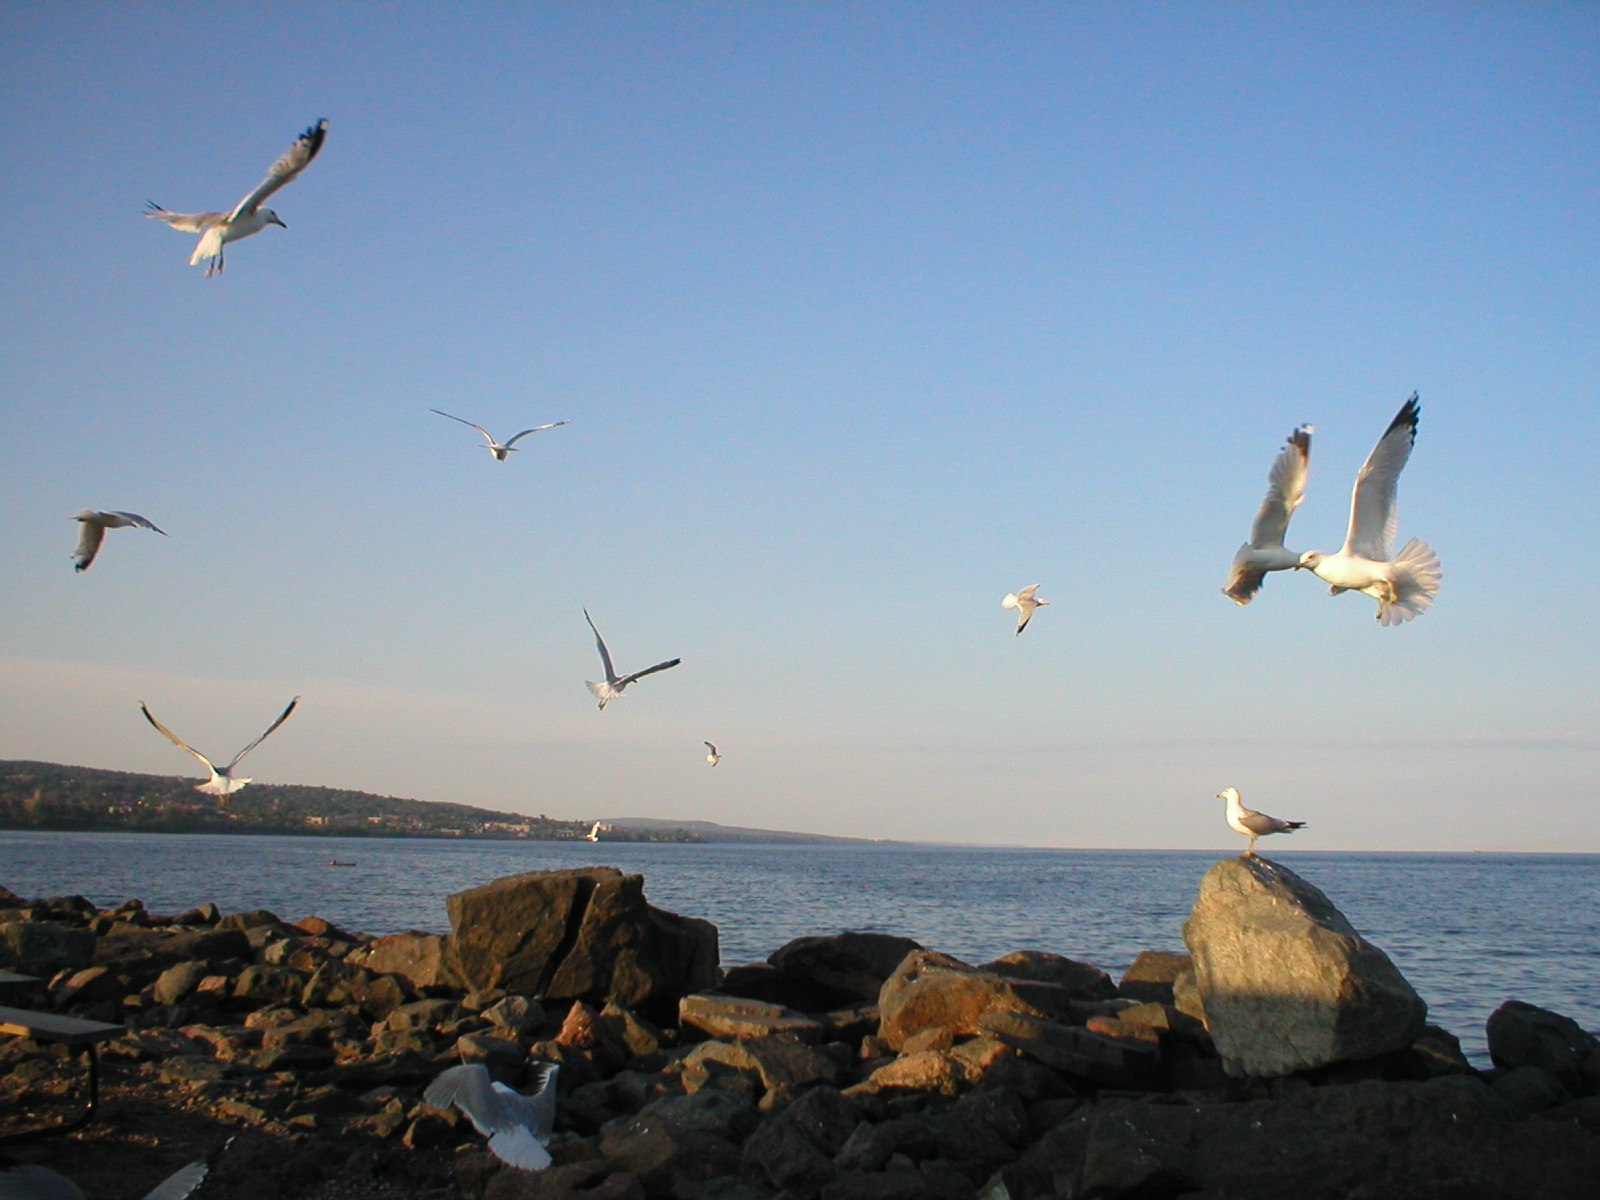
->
[3,858,1598,1199]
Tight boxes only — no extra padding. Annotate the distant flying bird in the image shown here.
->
[704,741,720,766]
[430,409,569,460]
[583,609,681,710]
[1218,787,1306,857]
[1223,425,1312,605]
[0,1136,231,1199]
[145,118,327,276]
[70,510,165,572]
[1297,394,1440,626]
[139,697,299,796]
[425,1062,559,1171]
[1000,584,1049,635]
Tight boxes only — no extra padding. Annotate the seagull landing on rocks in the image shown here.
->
[583,609,680,710]
[1223,425,1312,605]
[429,409,569,460]
[1296,394,1440,626]
[704,741,721,766]
[1000,584,1049,634]
[139,697,299,796]
[71,510,165,572]
[1218,787,1306,857]
[145,118,327,276]
[0,1135,232,1200]
[425,1062,559,1171]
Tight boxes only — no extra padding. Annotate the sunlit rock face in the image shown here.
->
[1183,855,1426,1077]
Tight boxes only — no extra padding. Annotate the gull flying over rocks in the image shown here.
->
[584,609,680,710]
[145,118,327,276]
[1297,394,1441,626]
[425,1062,559,1171]
[1218,786,1306,857]
[0,1136,231,1199]
[70,510,165,572]
[1000,584,1048,635]
[139,697,299,796]
[704,741,721,766]
[429,409,569,460]
[1222,425,1312,605]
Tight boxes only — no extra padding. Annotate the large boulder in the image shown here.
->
[1487,1001,1599,1095]
[352,931,453,990]
[767,932,924,1008]
[445,867,718,1020]
[1182,856,1426,1077]
[0,921,95,976]
[876,950,1110,1050]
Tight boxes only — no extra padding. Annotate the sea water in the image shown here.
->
[2,830,1596,1064]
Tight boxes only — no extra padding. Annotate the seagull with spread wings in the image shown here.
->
[704,741,721,766]
[1000,584,1049,635]
[425,1062,559,1171]
[70,510,166,572]
[145,118,327,276]
[429,409,569,460]
[1297,394,1440,626]
[1222,424,1312,605]
[1217,787,1306,857]
[584,610,680,710]
[139,697,299,796]
[0,1136,232,1199]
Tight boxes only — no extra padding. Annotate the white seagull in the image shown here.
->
[70,510,166,572]
[1000,584,1049,635]
[145,118,327,276]
[139,697,299,796]
[1222,424,1313,605]
[424,1062,559,1171]
[1297,394,1441,626]
[704,741,721,766]
[0,1137,230,1200]
[584,609,681,710]
[430,409,569,460]
[1218,787,1306,857]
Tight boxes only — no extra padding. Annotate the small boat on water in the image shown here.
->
[327,859,356,866]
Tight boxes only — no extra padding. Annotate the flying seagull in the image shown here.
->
[70,510,166,572]
[1000,584,1049,635]
[1297,394,1440,626]
[583,609,681,709]
[429,409,569,460]
[1218,787,1306,857]
[1222,424,1312,605]
[704,741,721,766]
[0,1136,231,1200]
[145,118,327,276]
[139,697,299,796]
[425,1062,559,1171]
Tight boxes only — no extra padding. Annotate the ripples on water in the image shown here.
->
[3,831,1596,1064]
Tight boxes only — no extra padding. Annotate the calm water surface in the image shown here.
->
[3,831,1596,1064]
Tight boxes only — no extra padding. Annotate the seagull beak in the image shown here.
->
[271,214,288,228]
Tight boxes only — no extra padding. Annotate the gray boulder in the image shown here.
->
[1182,856,1426,1077]
[0,921,95,976]
[1487,1000,1599,1095]
[768,932,924,1008]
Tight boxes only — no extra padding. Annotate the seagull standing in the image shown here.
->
[70,510,165,572]
[429,409,570,460]
[704,741,721,766]
[145,118,327,276]
[1222,425,1312,605]
[1297,394,1440,626]
[1218,787,1306,857]
[139,697,299,796]
[583,609,681,709]
[425,1062,559,1171]
[1000,584,1049,634]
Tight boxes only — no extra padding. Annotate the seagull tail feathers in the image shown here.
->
[196,775,249,796]
[1222,546,1264,605]
[1378,537,1441,626]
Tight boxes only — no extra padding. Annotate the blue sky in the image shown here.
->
[2,3,1596,851]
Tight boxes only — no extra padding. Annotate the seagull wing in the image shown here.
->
[139,704,219,775]
[143,202,227,233]
[501,421,570,448]
[424,1064,503,1138]
[107,511,167,535]
[221,697,299,772]
[705,742,718,755]
[1248,425,1312,549]
[227,119,328,222]
[72,520,107,571]
[0,1163,88,1200]
[141,1135,234,1200]
[617,658,682,687]
[584,609,620,684]
[1343,395,1419,562]
[430,409,498,446]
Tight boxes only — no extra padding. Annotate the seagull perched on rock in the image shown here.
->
[425,1062,559,1171]
[0,1136,231,1199]
[584,610,680,709]
[139,697,299,796]
[1000,584,1049,635]
[1222,425,1312,605]
[1297,394,1440,626]
[145,118,327,276]
[429,409,569,460]
[704,741,721,766]
[1218,787,1306,857]
[70,510,165,572]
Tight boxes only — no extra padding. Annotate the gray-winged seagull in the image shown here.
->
[1000,584,1049,634]
[425,1062,559,1171]
[1222,424,1312,604]
[1296,394,1440,626]
[583,609,680,709]
[70,510,165,572]
[139,697,299,796]
[145,118,327,276]
[0,1136,231,1199]
[704,741,721,766]
[1218,787,1306,856]
[430,409,569,460]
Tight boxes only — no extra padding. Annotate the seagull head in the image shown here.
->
[1295,550,1323,570]
[71,509,97,522]
[263,210,287,228]
[1216,787,1239,802]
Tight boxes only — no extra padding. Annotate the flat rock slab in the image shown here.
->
[1182,856,1426,1077]
[679,993,825,1042]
